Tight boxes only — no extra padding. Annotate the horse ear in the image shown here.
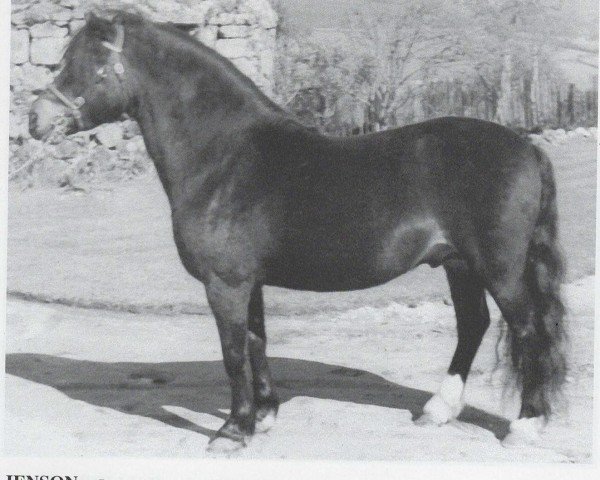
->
[84,11,100,25]
[113,12,126,24]
[84,11,116,41]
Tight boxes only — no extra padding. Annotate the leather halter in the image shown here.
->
[47,24,126,129]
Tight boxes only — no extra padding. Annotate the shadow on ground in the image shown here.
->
[6,353,509,440]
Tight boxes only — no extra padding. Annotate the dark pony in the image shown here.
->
[29,11,567,450]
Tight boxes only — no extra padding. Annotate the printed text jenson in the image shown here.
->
[6,476,78,480]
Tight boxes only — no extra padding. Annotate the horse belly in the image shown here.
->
[265,219,452,292]
[265,260,397,292]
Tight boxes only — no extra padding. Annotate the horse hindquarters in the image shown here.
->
[487,147,567,442]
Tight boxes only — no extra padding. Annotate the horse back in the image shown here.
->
[255,117,542,290]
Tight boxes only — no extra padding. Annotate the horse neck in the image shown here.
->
[123,25,282,200]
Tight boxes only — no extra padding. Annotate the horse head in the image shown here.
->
[29,12,134,140]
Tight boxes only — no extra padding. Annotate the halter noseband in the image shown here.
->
[47,24,126,129]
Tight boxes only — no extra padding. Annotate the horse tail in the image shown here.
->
[507,145,568,416]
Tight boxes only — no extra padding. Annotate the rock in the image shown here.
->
[71,6,86,20]
[244,0,278,29]
[567,130,578,140]
[208,12,236,25]
[87,0,214,25]
[233,13,257,25]
[10,65,24,88]
[11,29,30,64]
[574,127,591,137]
[49,9,74,25]
[219,25,251,38]
[11,1,32,15]
[209,12,257,26]
[89,145,118,171]
[250,26,266,43]
[35,157,72,186]
[231,57,258,80]
[259,48,274,80]
[69,19,86,34]
[60,0,81,7]
[542,128,568,145]
[9,112,30,140]
[121,119,141,139]
[125,140,139,153]
[214,38,252,58]
[218,0,238,13]
[30,22,69,38]
[11,63,55,90]
[93,124,124,149]
[53,139,81,159]
[588,127,597,138]
[528,134,546,146]
[124,136,147,154]
[30,37,69,65]
[195,25,218,47]
[10,138,45,177]
[541,129,554,142]
[12,2,72,26]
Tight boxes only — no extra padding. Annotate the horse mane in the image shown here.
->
[117,11,284,113]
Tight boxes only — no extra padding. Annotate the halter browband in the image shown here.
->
[47,24,126,129]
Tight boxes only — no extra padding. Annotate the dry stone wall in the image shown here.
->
[10,0,278,185]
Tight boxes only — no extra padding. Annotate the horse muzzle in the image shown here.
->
[29,95,77,140]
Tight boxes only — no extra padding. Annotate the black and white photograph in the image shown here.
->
[2,0,598,476]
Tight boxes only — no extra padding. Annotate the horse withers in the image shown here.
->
[29,11,567,452]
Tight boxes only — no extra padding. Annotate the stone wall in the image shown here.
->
[9,0,278,185]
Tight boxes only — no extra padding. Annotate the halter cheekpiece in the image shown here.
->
[47,24,126,129]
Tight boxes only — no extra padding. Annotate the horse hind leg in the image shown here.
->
[490,273,566,446]
[247,285,280,433]
[418,259,490,425]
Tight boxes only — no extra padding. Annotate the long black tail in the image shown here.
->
[509,145,568,417]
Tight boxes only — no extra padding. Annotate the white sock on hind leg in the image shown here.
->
[502,416,545,446]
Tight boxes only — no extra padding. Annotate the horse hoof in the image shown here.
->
[417,394,462,426]
[414,412,442,426]
[501,417,544,448]
[206,435,247,453]
[255,409,277,433]
[413,413,447,427]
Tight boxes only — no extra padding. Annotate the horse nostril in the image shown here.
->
[29,112,39,133]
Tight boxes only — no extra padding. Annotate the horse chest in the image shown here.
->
[171,203,270,285]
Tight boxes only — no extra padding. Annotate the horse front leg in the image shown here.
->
[205,274,255,451]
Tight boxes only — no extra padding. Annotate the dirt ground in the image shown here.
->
[4,139,597,461]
